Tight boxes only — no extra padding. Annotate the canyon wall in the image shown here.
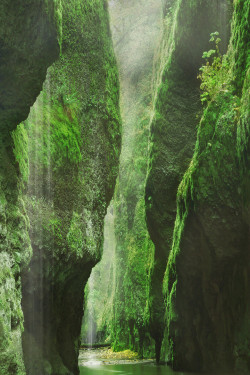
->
[146,0,249,372]
[0,1,121,374]
[81,3,249,371]
[163,0,250,372]
[108,0,161,357]
[81,0,162,358]
[0,1,61,374]
[146,0,232,362]
[1,0,249,374]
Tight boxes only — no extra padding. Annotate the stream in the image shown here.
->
[78,348,224,375]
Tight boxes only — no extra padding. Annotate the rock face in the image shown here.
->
[1,0,248,374]
[80,0,161,358]
[14,1,121,374]
[146,0,249,372]
[164,0,250,372]
[0,2,61,374]
[145,0,232,362]
[0,0,61,135]
[107,0,161,357]
[1,1,121,375]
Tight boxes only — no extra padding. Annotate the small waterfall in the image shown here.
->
[80,205,116,367]
[26,88,44,364]
[81,204,116,347]
[44,71,52,202]
[22,70,53,369]
[86,272,97,348]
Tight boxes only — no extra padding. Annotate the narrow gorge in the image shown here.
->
[0,1,249,375]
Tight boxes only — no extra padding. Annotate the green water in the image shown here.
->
[79,362,227,375]
[80,363,172,374]
[78,349,222,375]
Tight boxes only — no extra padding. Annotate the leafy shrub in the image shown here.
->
[198,32,228,104]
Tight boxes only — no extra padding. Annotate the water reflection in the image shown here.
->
[80,364,231,375]
[79,349,169,374]
[80,363,170,374]
[79,349,231,375]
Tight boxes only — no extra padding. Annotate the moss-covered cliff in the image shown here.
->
[14,1,121,374]
[81,0,161,358]
[107,0,161,358]
[163,0,250,372]
[0,2,61,374]
[1,0,249,373]
[81,3,249,369]
[145,0,234,363]
[1,1,121,375]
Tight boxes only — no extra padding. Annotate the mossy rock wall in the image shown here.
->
[0,2,61,374]
[11,1,121,374]
[163,0,250,372]
[0,0,61,135]
[145,0,232,362]
[105,0,162,358]
[81,0,161,359]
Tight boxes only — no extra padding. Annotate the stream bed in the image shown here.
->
[78,348,224,375]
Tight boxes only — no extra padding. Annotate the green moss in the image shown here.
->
[12,127,29,183]
[0,253,26,375]
[163,0,250,371]
[230,0,250,93]
[81,0,161,358]
[10,1,121,373]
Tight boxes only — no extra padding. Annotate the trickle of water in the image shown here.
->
[23,69,53,367]
[81,204,116,348]
[43,70,52,202]
[87,272,96,347]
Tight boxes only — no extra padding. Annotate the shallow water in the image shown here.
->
[80,362,175,374]
[78,349,225,375]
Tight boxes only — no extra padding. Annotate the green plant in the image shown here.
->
[198,32,224,104]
